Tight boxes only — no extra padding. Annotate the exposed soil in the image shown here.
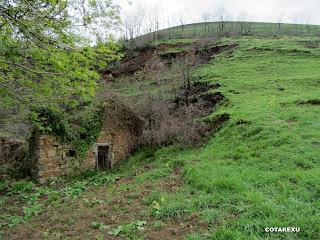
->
[207,113,230,130]
[102,42,188,78]
[103,45,155,78]
[156,168,183,193]
[2,168,206,240]
[298,99,320,106]
[236,119,252,125]
[196,43,238,62]
[174,81,226,112]
[249,47,311,54]
[103,42,238,79]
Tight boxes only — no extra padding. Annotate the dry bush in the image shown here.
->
[0,138,28,178]
[174,104,211,147]
[0,138,26,165]
[99,49,226,150]
[131,52,224,148]
[172,50,199,92]
[138,98,211,148]
[140,100,177,146]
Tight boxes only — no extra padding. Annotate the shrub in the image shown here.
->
[8,181,35,195]
[139,99,211,148]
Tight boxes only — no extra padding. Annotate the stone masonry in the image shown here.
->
[35,99,145,183]
[36,135,71,183]
[35,124,142,183]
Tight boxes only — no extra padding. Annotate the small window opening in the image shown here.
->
[66,150,76,157]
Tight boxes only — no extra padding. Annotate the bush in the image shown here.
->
[139,99,211,148]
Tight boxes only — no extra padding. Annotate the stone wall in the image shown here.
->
[85,125,137,168]
[36,124,139,183]
[36,135,70,183]
[36,135,99,183]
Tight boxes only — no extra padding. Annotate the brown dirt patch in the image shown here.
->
[174,81,225,111]
[103,41,238,79]
[146,215,208,240]
[2,168,207,240]
[298,99,320,106]
[103,46,155,78]
[196,44,238,62]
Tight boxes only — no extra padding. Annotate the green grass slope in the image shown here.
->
[182,36,320,239]
[1,36,320,239]
[138,21,320,43]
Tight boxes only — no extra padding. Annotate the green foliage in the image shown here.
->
[143,191,190,219]
[108,220,146,237]
[103,35,320,239]
[0,0,122,137]
[151,38,196,46]
[63,181,88,199]
[71,107,104,158]
[29,104,104,159]
[29,107,70,139]
[185,233,211,240]
[139,22,320,45]
[1,34,320,239]
[71,170,117,186]
[91,221,107,230]
[179,36,320,239]
[0,171,118,232]
[0,181,8,192]
[89,173,117,186]
[6,215,25,228]
[142,191,165,206]
[8,181,35,195]
[159,47,187,55]
[23,203,42,219]
[152,220,165,230]
[153,200,189,219]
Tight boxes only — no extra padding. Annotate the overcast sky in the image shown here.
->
[118,0,319,25]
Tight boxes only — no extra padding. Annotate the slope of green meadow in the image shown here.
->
[181,36,320,239]
[1,35,320,239]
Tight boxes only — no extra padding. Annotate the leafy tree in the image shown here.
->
[68,0,121,42]
[0,0,121,137]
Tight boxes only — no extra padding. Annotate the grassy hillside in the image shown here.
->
[136,21,320,44]
[1,35,320,239]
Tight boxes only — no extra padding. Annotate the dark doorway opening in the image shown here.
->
[97,145,111,170]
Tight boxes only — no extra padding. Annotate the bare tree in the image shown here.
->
[214,6,229,34]
[176,9,190,33]
[150,4,163,39]
[237,11,252,35]
[276,13,285,34]
[122,4,146,40]
[202,13,211,33]
[295,14,304,36]
[144,56,167,99]
[302,11,311,33]
[172,51,199,104]
[142,4,163,40]
[291,15,300,35]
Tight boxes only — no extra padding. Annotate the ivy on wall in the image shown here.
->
[29,105,104,159]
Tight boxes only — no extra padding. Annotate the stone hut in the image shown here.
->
[34,99,144,183]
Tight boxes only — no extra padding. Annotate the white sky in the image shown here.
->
[118,0,319,25]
